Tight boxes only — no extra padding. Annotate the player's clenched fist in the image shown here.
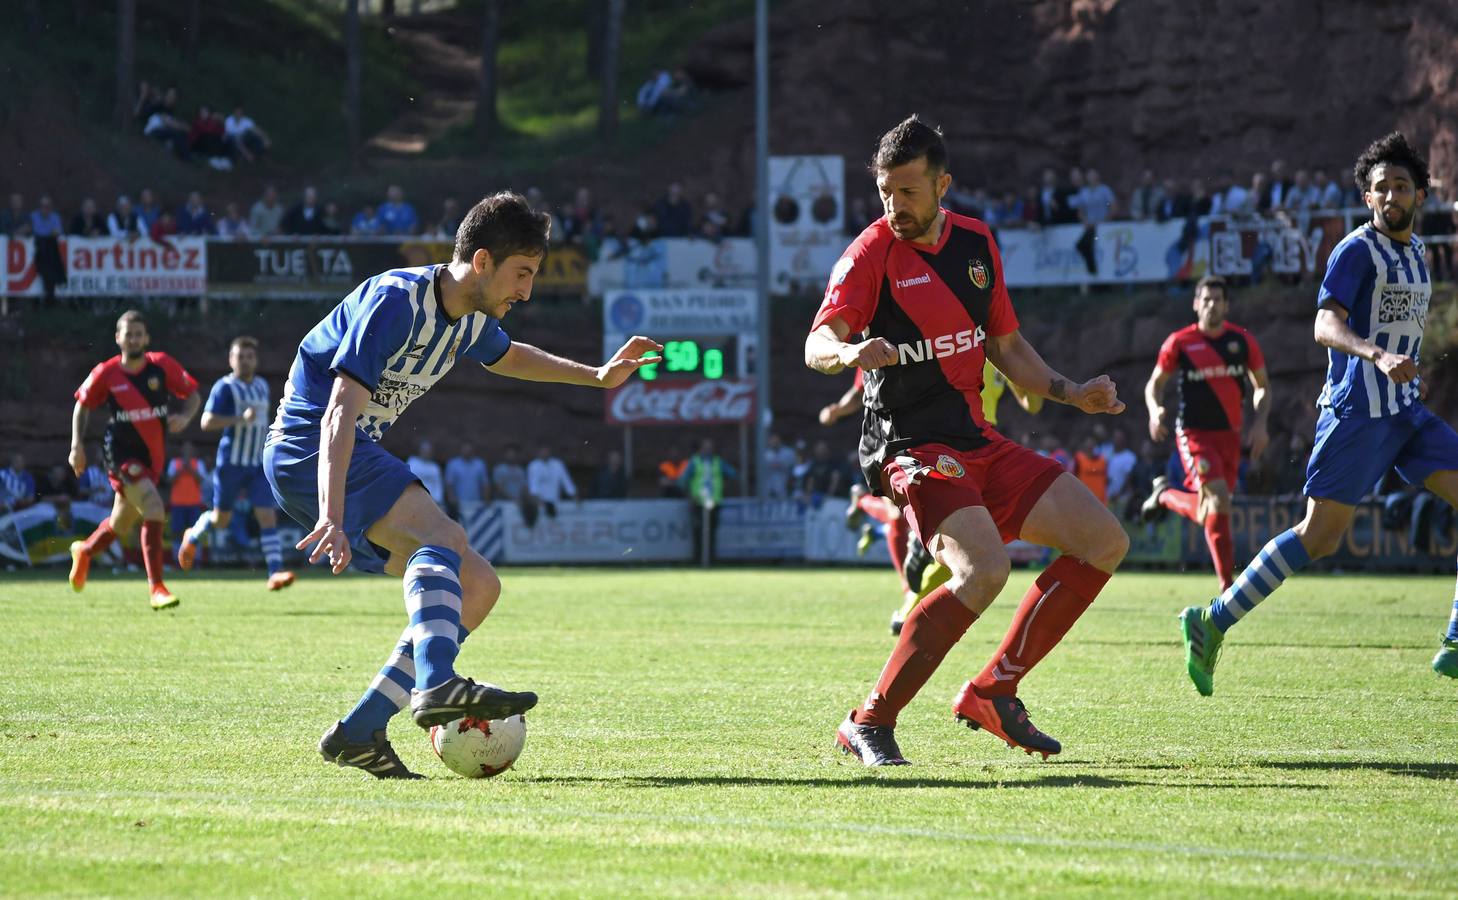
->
[1375,351,1419,384]
[841,337,898,370]
[1074,375,1126,416]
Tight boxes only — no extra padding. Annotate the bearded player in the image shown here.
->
[177,336,295,591]
[807,116,1129,766]
[1181,132,1458,692]
[266,191,661,778]
[1142,276,1270,591]
[68,310,201,610]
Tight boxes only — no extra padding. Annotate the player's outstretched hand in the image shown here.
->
[1074,375,1126,416]
[298,518,351,575]
[1375,351,1419,384]
[597,335,665,389]
[68,445,85,478]
[1148,415,1168,443]
[841,337,897,370]
[817,403,838,426]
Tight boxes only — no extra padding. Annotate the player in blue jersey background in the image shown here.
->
[264,191,661,778]
[177,336,295,591]
[1181,132,1458,694]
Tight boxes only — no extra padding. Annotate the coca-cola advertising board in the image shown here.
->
[606,378,755,425]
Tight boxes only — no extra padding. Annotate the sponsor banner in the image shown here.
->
[716,499,807,560]
[996,221,1209,287]
[770,155,846,294]
[803,498,884,565]
[1206,214,1348,278]
[494,498,692,563]
[590,237,832,298]
[605,378,755,425]
[206,239,588,299]
[5,237,207,297]
[603,288,757,336]
[0,501,111,564]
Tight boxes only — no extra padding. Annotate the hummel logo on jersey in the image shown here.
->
[895,273,932,289]
[403,342,429,360]
[895,326,986,366]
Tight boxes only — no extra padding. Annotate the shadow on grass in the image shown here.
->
[1255,760,1458,781]
[516,773,1323,790]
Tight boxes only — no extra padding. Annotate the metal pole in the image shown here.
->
[753,0,771,499]
[623,425,632,493]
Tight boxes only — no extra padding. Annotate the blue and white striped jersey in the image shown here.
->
[207,374,270,467]
[1316,224,1430,418]
[274,266,511,442]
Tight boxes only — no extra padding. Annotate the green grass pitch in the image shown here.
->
[2,565,1454,897]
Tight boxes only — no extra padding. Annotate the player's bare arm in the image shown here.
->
[488,335,663,389]
[200,406,256,432]
[68,401,91,476]
[986,329,1126,415]
[1144,367,1171,441]
[1247,366,1271,461]
[818,382,864,426]
[1005,377,1043,414]
[804,317,897,375]
[168,390,202,434]
[299,374,372,574]
[1315,301,1418,383]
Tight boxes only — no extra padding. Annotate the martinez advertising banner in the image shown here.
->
[5,236,207,297]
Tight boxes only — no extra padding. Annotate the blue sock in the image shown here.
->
[1209,529,1311,632]
[1446,573,1458,643]
[259,527,283,576]
[405,545,464,690]
[339,622,472,743]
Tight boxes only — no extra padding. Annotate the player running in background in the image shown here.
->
[807,116,1129,766]
[266,192,661,778]
[67,310,200,610]
[177,336,295,591]
[1142,276,1270,591]
[1181,132,1458,693]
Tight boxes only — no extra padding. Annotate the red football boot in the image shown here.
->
[952,681,1061,759]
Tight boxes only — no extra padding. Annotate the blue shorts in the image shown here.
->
[1304,404,1458,505]
[263,430,420,575]
[213,463,277,511]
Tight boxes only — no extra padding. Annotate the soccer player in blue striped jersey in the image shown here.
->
[177,336,295,590]
[265,191,661,778]
[1181,132,1458,693]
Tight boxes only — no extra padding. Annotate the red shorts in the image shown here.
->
[107,458,157,494]
[1174,428,1240,492]
[880,440,1065,546]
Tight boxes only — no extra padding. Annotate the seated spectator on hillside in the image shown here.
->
[143,101,190,159]
[635,67,672,113]
[187,105,231,169]
[106,195,141,238]
[350,203,381,236]
[69,197,107,236]
[136,188,162,231]
[654,182,693,237]
[133,81,161,124]
[177,192,213,235]
[320,201,344,236]
[149,209,179,243]
[224,105,271,162]
[431,197,462,240]
[591,450,630,499]
[376,184,419,235]
[249,185,284,238]
[561,186,601,246]
[31,196,66,300]
[1313,170,1343,210]
[282,186,326,235]
[656,68,699,115]
[1,193,30,237]
[214,202,252,240]
[1,453,36,511]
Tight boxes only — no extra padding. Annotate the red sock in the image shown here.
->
[1158,487,1202,522]
[140,520,165,589]
[856,585,977,727]
[82,519,117,557]
[1204,513,1234,591]
[972,556,1110,698]
[885,516,910,591]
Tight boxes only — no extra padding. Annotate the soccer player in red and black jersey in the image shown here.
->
[1141,277,1270,591]
[67,310,201,610]
[806,116,1130,766]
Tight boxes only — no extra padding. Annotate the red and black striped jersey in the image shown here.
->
[75,352,198,478]
[1155,323,1264,433]
[812,211,1018,487]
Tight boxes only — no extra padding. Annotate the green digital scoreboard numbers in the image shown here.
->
[639,336,738,382]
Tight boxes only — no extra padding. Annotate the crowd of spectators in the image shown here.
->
[133,81,272,170]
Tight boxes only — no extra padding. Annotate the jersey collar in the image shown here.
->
[905,208,954,255]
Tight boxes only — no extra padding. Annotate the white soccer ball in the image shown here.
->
[429,714,526,778]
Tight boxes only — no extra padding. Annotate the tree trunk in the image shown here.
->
[182,0,201,65]
[585,0,605,80]
[345,0,363,165]
[73,0,85,26]
[381,0,396,16]
[25,0,41,40]
[116,0,136,131]
[597,0,624,141]
[410,0,422,15]
[473,0,500,147]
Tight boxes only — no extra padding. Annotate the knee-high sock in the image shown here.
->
[1208,528,1311,632]
[81,519,117,557]
[856,585,977,727]
[1159,487,1202,522]
[1445,569,1457,643]
[184,509,213,543]
[405,546,464,690]
[972,556,1110,698]
[1205,513,1235,591]
[340,623,473,742]
[885,516,911,591]
[140,520,165,588]
[259,527,283,576]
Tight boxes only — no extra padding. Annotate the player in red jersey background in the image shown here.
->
[68,310,200,610]
[806,115,1130,766]
[1142,276,1270,591]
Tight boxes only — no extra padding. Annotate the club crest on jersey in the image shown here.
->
[935,454,966,479]
[147,376,161,391]
[968,258,990,290]
[1227,340,1240,354]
